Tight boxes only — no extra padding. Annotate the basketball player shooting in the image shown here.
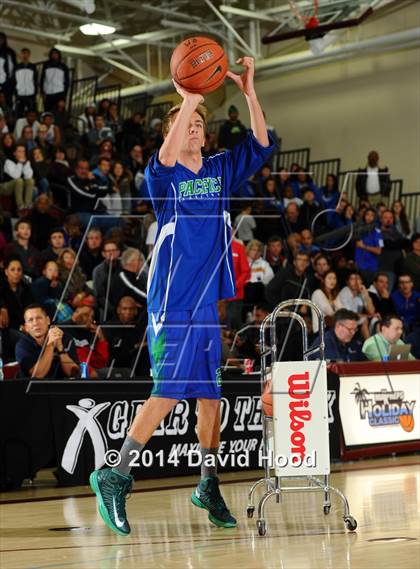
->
[90,56,275,535]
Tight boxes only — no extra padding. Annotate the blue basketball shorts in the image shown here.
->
[147,302,222,400]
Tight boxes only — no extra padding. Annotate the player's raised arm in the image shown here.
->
[158,81,204,167]
[226,57,269,148]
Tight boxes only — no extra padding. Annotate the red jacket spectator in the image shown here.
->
[229,239,250,301]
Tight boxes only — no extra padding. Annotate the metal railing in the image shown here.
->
[275,147,311,173]
[308,158,341,187]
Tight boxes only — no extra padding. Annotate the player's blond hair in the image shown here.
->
[162,103,208,137]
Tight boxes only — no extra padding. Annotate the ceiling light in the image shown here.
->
[79,23,116,36]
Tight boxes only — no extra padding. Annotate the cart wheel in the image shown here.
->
[323,505,331,515]
[247,506,255,519]
[344,516,357,531]
[257,519,266,536]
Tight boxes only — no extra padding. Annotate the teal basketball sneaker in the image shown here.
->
[191,476,237,528]
[90,468,133,536]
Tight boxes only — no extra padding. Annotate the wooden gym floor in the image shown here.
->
[0,455,419,569]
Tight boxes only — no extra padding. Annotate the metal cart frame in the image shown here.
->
[246,299,357,536]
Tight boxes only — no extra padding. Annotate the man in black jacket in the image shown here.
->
[67,159,108,229]
[0,33,16,108]
[265,251,312,309]
[40,48,69,112]
[355,150,391,206]
[109,247,147,310]
[14,48,37,117]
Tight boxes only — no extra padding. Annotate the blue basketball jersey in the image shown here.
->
[145,132,274,320]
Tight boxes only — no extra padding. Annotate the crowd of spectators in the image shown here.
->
[0,33,418,377]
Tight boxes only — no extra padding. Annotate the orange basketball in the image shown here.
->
[261,380,273,417]
[170,36,228,94]
[399,414,415,432]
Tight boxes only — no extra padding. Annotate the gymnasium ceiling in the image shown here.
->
[1,0,417,94]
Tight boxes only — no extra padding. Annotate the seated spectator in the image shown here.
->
[30,147,50,195]
[355,207,383,285]
[125,143,144,181]
[14,109,40,140]
[226,235,250,331]
[87,114,114,154]
[34,124,54,160]
[391,199,410,237]
[18,125,37,154]
[247,239,274,285]
[67,159,109,229]
[53,98,71,135]
[300,229,320,257]
[363,314,415,361]
[309,308,366,362]
[311,270,344,332]
[265,251,311,309]
[31,259,64,305]
[103,296,149,376]
[402,233,420,290]
[79,228,103,280]
[40,227,66,264]
[47,146,72,208]
[107,102,123,140]
[355,150,390,206]
[265,235,286,274]
[310,253,331,290]
[290,167,320,201]
[298,187,323,231]
[110,161,133,215]
[338,270,375,338]
[122,112,146,152]
[282,202,303,235]
[378,209,408,290]
[282,184,303,209]
[40,111,61,146]
[0,114,8,134]
[16,304,79,378]
[0,131,15,159]
[391,274,420,332]
[63,214,83,250]
[4,218,40,279]
[234,203,256,244]
[320,173,340,209]
[110,247,147,309]
[92,238,122,320]
[93,157,122,215]
[285,232,302,262]
[0,144,34,212]
[98,98,111,119]
[77,102,96,136]
[27,194,61,251]
[61,303,109,378]
[57,248,87,302]
[235,302,271,367]
[368,272,396,320]
[261,177,282,210]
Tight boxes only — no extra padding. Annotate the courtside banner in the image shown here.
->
[272,360,330,477]
[339,374,420,446]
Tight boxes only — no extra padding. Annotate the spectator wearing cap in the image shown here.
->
[391,274,420,332]
[78,102,96,136]
[218,105,248,150]
[362,314,415,361]
[14,47,37,118]
[40,48,69,112]
[16,304,79,378]
[402,233,420,290]
[40,227,66,265]
[309,308,366,362]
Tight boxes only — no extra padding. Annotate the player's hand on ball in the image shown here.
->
[172,79,204,105]
[227,57,256,97]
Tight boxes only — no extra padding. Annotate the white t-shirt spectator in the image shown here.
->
[338,286,365,313]
[311,288,344,333]
[366,167,380,195]
[248,257,274,285]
